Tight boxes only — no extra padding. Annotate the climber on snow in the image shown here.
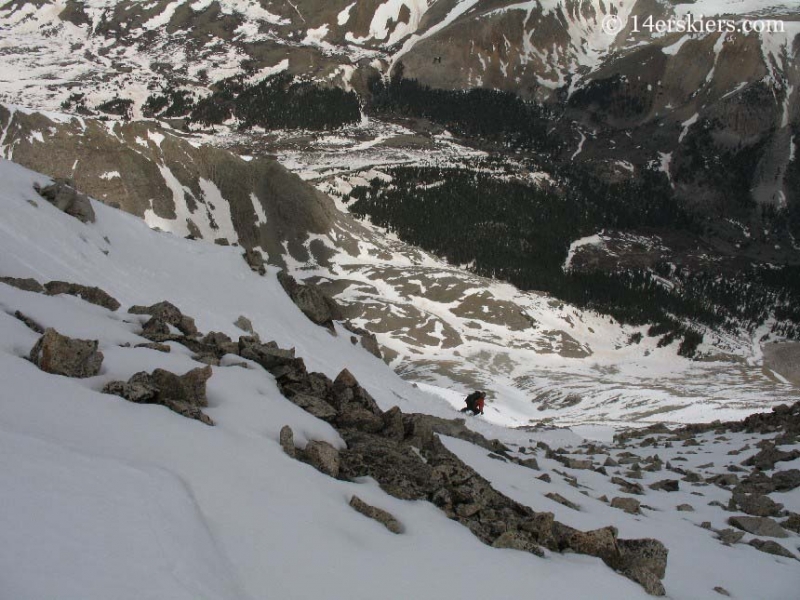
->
[460,390,486,416]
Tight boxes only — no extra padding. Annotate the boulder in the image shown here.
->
[102,366,213,425]
[43,281,120,311]
[611,476,645,495]
[611,497,641,515]
[545,492,580,511]
[743,443,800,471]
[676,504,694,512]
[732,492,783,517]
[772,469,800,492]
[243,248,266,275]
[748,539,796,559]
[128,301,198,336]
[349,495,403,534]
[302,440,341,478]
[649,479,680,492]
[716,529,745,545]
[288,393,338,422]
[279,425,295,458]
[0,276,44,293]
[29,328,103,378]
[34,178,95,223]
[728,516,788,538]
[234,315,255,334]
[277,271,343,329]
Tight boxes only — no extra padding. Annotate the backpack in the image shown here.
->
[465,391,482,410]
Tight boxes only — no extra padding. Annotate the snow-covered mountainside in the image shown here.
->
[2,106,798,427]
[2,158,799,598]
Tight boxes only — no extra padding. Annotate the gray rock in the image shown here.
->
[782,513,800,534]
[728,516,789,538]
[43,281,120,311]
[732,492,783,517]
[491,530,544,556]
[134,342,171,353]
[0,276,44,293]
[716,528,745,545]
[611,497,642,515]
[748,538,796,559]
[29,328,103,378]
[34,178,95,223]
[128,301,198,336]
[234,315,254,334]
[649,479,680,492]
[545,492,580,511]
[772,469,800,492]
[13,310,44,333]
[303,440,341,478]
[349,495,403,534]
[676,504,694,512]
[277,270,343,329]
[611,476,645,495]
[279,425,295,458]
[564,458,594,470]
[289,393,338,422]
[714,587,731,596]
[102,366,213,425]
[243,248,266,275]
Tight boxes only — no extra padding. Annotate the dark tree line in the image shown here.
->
[367,68,556,152]
[190,72,361,130]
[349,164,800,349]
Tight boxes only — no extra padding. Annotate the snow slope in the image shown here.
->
[0,158,657,599]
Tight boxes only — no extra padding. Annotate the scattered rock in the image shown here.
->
[242,248,266,275]
[34,178,95,223]
[545,492,580,511]
[349,495,403,534]
[611,497,641,515]
[234,315,254,334]
[12,310,44,333]
[0,276,44,293]
[728,516,788,538]
[649,479,680,492]
[743,443,800,471]
[713,586,731,596]
[772,469,800,492]
[128,301,198,336]
[611,476,645,495]
[134,342,171,353]
[102,366,213,425]
[491,530,544,555]
[732,492,783,517]
[676,504,694,512]
[782,513,800,534]
[716,528,745,545]
[277,271,343,329]
[302,440,341,478]
[43,281,120,311]
[748,538,797,559]
[29,328,103,378]
[279,425,295,458]
[537,473,552,483]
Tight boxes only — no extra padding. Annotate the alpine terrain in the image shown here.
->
[0,0,799,598]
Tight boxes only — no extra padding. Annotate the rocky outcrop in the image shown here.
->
[277,271,343,330]
[102,365,213,425]
[34,178,96,223]
[29,328,103,378]
[349,495,403,534]
[44,281,120,311]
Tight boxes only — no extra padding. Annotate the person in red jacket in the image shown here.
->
[460,390,486,416]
